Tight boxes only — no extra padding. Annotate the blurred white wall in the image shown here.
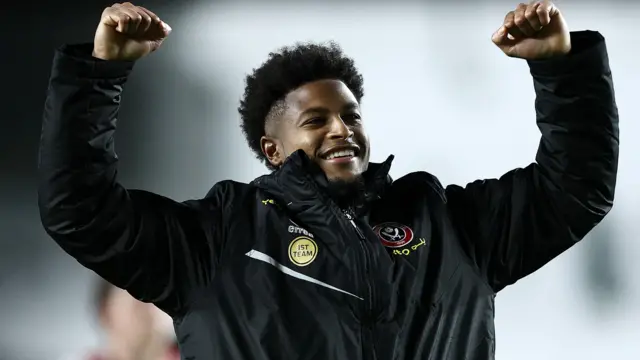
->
[3,1,637,359]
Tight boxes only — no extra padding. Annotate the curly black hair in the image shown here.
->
[238,41,365,170]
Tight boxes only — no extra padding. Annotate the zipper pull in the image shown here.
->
[351,220,366,241]
[343,210,366,240]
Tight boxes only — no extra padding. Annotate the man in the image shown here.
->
[38,1,618,359]
[62,279,178,360]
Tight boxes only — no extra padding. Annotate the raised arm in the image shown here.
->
[446,3,619,292]
[37,4,222,315]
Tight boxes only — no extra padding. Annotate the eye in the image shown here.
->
[342,113,362,124]
[303,117,326,127]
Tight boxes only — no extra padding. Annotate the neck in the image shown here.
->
[325,176,366,210]
[102,339,133,360]
[103,334,170,360]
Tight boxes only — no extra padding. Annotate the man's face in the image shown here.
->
[261,79,370,182]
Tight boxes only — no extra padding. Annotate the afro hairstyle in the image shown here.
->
[238,41,365,170]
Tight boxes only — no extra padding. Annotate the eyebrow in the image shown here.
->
[299,101,360,117]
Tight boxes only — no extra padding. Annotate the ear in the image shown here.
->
[260,136,284,168]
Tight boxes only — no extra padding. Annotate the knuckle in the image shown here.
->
[513,15,526,25]
[504,11,514,21]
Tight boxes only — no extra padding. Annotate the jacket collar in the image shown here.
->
[252,150,394,211]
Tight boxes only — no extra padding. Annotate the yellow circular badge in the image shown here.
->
[288,236,318,267]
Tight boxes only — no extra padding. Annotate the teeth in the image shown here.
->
[325,149,355,160]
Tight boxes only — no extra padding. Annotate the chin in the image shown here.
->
[320,158,367,182]
[326,172,360,183]
[324,171,366,208]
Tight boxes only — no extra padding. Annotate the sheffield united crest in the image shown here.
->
[372,222,414,248]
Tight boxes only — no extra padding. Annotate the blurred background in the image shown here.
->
[1,0,638,359]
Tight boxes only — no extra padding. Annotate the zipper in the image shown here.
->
[343,210,374,314]
[344,209,376,360]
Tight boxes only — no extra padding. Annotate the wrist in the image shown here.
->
[92,48,112,61]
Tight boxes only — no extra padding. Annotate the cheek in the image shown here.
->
[109,294,154,332]
[282,132,321,158]
[355,130,369,150]
[152,307,175,336]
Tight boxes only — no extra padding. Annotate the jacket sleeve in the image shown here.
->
[445,31,619,292]
[37,44,224,315]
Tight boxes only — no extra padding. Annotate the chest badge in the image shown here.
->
[372,222,414,248]
[288,236,318,267]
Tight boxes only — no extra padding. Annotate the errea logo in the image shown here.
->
[288,220,314,238]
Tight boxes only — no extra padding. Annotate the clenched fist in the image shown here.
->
[93,2,171,61]
[492,1,570,59]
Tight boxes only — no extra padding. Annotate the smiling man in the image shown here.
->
[238,43,373,210]
[38,1,619,359]
[263,81,367,177]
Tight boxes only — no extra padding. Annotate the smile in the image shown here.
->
[324,149,356,160]
[320,145,361,164]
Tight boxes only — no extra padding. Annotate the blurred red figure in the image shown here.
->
[67,280,179,360]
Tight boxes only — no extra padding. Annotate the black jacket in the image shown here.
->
[38,31,618,360]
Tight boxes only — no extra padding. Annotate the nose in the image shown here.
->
[327,115,354,140]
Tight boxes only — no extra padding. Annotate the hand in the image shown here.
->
[93,2,171,61]
[491,1,570,60]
